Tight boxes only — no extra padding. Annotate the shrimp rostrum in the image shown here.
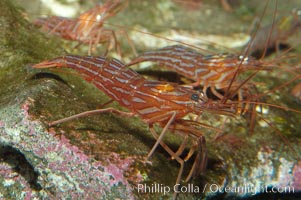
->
[32,55,234,199]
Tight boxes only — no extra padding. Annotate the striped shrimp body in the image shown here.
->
[33,55,207,123]
[34,0,128,55]
[127,45,264,108]
[32,55,230,199]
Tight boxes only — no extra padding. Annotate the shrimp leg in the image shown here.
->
[49,107,136,126]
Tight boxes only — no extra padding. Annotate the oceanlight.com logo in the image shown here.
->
[208,184,295,195]
[134,183,295,196]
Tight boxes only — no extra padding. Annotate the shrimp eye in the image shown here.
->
[191,93,199,101]
[238,55,249,63]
